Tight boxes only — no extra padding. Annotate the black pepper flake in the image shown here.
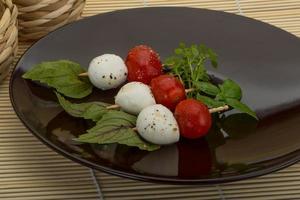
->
[173,128,178,131]
[102,75,105,78]
[156,109,159,112]
[114,77,117,80]
[108,82,111,85]
[109,74,113,79]
[124,72,127,76]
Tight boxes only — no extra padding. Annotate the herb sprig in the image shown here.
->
[165,43,257,119]
[165,43,217,89]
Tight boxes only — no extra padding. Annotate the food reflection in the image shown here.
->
[26,80,58,102]
[93,144,148,167]
[132,145,179,176]
[178,138,212,178]
[46,111,263,178]
[46,111,95,158]
[132,138,212,178]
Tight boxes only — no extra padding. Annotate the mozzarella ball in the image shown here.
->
[136,104,180,145]
[88,54,127,90]
[115,82,156,115]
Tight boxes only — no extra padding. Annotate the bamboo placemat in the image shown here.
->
[0,0,300,199]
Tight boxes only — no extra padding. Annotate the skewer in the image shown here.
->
[80,70,229,113]
[131,105,228,132]
[78,72,88,77]
[106,104,229,113]
[106,104,120,109]
[209,105,229,113]
[185,88,195,93]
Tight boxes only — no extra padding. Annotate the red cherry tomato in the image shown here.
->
[150,75,186,111]
[175,99,212,139]
[125,45,163,84]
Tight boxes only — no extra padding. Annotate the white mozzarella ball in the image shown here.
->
[115,82,156,115]
[136,104,180,145]
[88,54,127,90]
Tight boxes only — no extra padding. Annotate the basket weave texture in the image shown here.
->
[13,0,85,41]
[0,0,18,83]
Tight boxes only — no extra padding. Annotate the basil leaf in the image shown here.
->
[197,94,225,108]
[23,60,93,99]
[77,111,160,151]
[94,110,137,126]
[219,79,242,100]
[56,93,158,151]
[225,98,257,119]
[194,81,220,96]
[56,92,109,122]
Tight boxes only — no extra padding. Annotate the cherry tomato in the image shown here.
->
[174,99,212,139]
[125,45,163,84]
[150,75,186,111]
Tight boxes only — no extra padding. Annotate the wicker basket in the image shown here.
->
[0,0,18,83]
[13,0,85,41]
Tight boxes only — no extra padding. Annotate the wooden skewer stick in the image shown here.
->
[132,105,228,132]
[106,104,121,109]
[78,72,88,77]
[106,87,229,112]
[209,105,229,113]
[185,88,195,93]
[107,103,229,114]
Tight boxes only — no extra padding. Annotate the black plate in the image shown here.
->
[10,7,300,184]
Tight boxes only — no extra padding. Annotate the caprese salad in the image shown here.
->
[23,43,257,151]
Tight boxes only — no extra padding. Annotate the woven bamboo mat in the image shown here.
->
[0,0,300,199]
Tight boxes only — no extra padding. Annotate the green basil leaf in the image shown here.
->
[94,110,137,126]
[56,92,109,122]
[77,111,160,151]
[196,94,225,108]
[225,98,257,119]
[194,81,220,96]
[23,60,93,99]
[215,93,226,101]
[219,79,242,100]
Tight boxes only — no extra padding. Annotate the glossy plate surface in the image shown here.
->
[10,7,300,184]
